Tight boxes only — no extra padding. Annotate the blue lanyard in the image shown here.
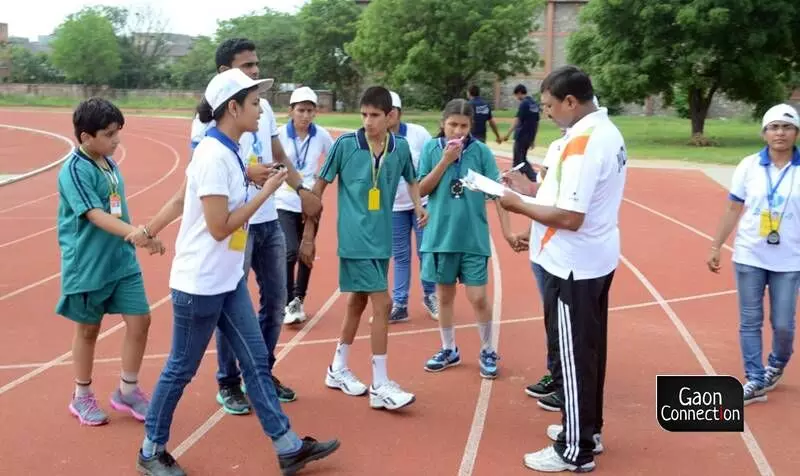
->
[206,127,249,201]
[765,163,793,209]
[292,137,311,171]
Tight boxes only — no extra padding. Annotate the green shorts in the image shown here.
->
[422,252,489,286]
[339,258,390,293]
[56,272,150,325]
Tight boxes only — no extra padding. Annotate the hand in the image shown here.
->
[498,190,524,213]
[264,167,289,191]
[299,239,316,269]
[246,164,273,186]
[706,247,721,273]
[502,170,535,196]
[496,137,503,145]
[415,206,429,228]
[443,140,462,165]
[125,225,151,247]
[300,189,323,218]
[505,232,529,252]
[146,237,166,256]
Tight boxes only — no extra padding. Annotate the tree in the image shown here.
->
[8,45,63,83]
[347,0,543,107]
[567,0,799,144]
[295,0,363,110]
[169,36,217,89]
[216,9,301,86]
[50,9,121,86]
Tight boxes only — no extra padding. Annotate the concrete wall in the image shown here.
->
[0,83,336,112]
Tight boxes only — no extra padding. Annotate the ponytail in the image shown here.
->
[197,98,214,124]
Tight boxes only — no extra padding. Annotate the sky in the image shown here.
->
[3,0,309,40]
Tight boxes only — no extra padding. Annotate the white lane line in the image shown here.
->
[0,124,75,186]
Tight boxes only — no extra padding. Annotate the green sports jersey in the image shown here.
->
[319,128,417,259]
[418,136,500,256]
[56,148,141,295]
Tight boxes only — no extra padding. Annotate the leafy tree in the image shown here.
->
[216,9,301,86]
[347,0,543,107]
[567,0,800,144]
[50,9,121,86]
[295,0,363,110]
[8,46,64,83]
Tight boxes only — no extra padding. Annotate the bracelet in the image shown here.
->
[142,225,154,239]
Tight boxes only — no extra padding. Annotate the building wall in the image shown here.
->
[0,23,9,80]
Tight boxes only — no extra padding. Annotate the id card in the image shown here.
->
[368,188,381,211]
[248,154,259,166]
[759,210,780,237]
[229,225,249,252]
[109,193,122,217]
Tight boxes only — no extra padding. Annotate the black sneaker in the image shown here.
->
[537,392,564,412]
[273,375,297,403]
[137,450,186,476]
[525,374,556,398]
[389,305,409,323]
[216,384,251,415]
[278,436,340,475]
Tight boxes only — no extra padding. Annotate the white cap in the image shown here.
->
[762,104,799,130]
[390,91,402,109]
[290,86,318,105]
[204,68,273,111]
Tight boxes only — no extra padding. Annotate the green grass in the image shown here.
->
[310,112,762,165]
[0,94,764,165]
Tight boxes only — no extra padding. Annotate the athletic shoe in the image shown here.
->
[523,446,595,473]
[764,366,783,391]
[424,347,461,372]
[216,385,251,415]
[546,424,604,454]
[423,293,440,320]
[278,436,341,475]
[110,387,150,421]
[525,374,556,398]
[369,381,415,410]
[69,392,109,426]
[479,349,500,379]
[272,375,297,403]
[389,305,409,324]
[136,449,186,476]
[537,392,564,412]
[284,298,306,325]
[325,366,368,396]
[743,381,767,406]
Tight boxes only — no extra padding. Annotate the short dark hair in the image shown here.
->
[359,86,393,114]
[540,65,594,103]
[468,85,480,97]
[72,97,125,142]
[513,84,527,95]
[215,38,256,69]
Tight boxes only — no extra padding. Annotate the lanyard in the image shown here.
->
[81,146,118,194]
[368,133,389,189]
[206,127,249,202]
[292,136,311,171]
[765,163,796,231]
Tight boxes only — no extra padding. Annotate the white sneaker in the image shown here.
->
[523,446,596,473]
[325,367,368,396]
[283,297,306,325]
[546,424,604,454]
[369,380,415,410]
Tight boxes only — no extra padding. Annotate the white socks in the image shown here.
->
[372,355,388,388]
[120,371,139,395]
[440,327,456,350]
[74,379,92,397]
[331,342,350,371]
[477,322,493,351]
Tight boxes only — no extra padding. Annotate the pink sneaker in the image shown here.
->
[69,393,109,426]
[110,388,150,421]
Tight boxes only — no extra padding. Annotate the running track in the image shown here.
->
[0,109,796,475]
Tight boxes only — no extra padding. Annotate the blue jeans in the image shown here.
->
[531,261,554,373]
[144,277,298,448]
[217,220,287,387]
[392,209,435,306]
[735,262,799,386]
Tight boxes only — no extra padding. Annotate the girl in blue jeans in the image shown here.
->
[708,103,800,406]
[136,69,339,475]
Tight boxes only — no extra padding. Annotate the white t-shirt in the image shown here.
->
[274,122,334,213]
[529,108,627,280]
[729,148,800,272]
[170,132,249,295]
[190,97,278,224]
[393,122,432,211]
[538,137,565,183]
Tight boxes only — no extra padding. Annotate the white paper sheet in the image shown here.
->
[460,169,539,204]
